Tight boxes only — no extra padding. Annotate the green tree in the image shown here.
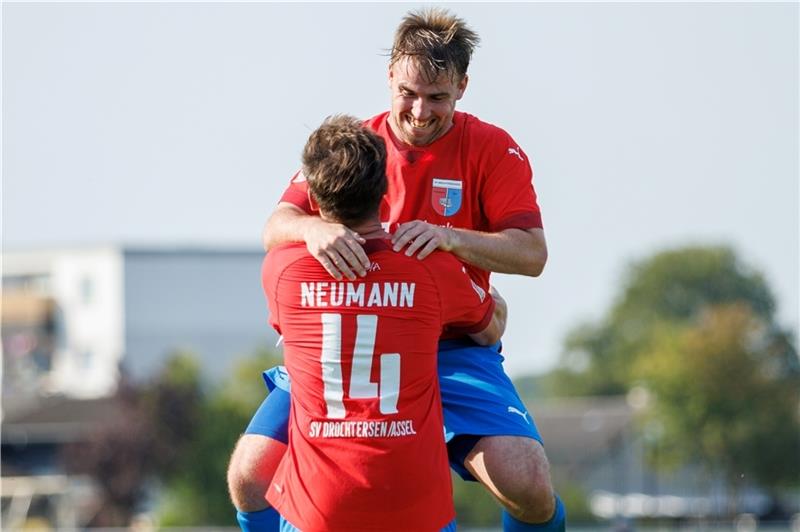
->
[142,351,204,478]
[540,244,799,506]
[61,378,153,526]
[545,245,783,396]
[156,347,282,526]
[634,304,800,493]
[451,473,502,526]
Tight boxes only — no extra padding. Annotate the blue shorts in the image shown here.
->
[246,340,542,481]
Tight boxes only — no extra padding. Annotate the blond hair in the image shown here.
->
[390,8,480,82]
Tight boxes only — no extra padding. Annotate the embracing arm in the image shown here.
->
[262,202,370,280]
[392,224,548,277]
[262,202,314,251]
[468,286,508,345]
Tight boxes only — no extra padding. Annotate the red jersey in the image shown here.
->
[280,111,543,292]
[263,239,495,532]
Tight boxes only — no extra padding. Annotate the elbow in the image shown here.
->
[262,225,277,253]
[524,248,547,277]
[470,326,502,347]
[469,312,506,346]
[513,228,547,277]
[483,327,503,346]
[262,212,289,252]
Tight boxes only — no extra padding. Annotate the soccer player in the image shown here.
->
[228,8,566,532]
[261,115,505,531]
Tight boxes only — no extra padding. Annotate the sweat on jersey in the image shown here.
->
[262,239,495,532]
[279,110,543,300]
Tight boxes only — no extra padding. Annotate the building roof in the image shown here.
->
[532,396,634,466]
[2,395,121,445]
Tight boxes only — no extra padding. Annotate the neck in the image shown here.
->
[323,215,388,239]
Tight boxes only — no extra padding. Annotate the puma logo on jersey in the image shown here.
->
[507,406,530,424]
[470,279,487,302]
[508,147,524,161]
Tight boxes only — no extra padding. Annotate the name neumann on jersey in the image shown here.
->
[308,419,417,439]
[300,282,415,308]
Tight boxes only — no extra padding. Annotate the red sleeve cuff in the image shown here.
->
[489,211,542,232]
[446,298,496,336]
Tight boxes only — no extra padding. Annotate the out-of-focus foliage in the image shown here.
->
[141,351,203,478]
[555,480,595,523]
[633,304,800,488]
[541,244,800,495]
[544,245,789,395]
[61,379,153,526]
[61,347,282,527]
[156,347,282,526]
[451,473,501,526]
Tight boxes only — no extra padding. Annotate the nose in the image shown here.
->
[410,98,429,120]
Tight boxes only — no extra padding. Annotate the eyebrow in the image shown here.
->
[398,83,449,99]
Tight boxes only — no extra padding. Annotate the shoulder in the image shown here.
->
[363,112,390,133]
[264,243,315,276]
[457,112,531,172]
[416,250,468,281]
[458,112,515,145]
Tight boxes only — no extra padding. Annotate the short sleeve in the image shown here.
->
[479,131,543,232]
[425,253,495,334]
[279,171,313,214]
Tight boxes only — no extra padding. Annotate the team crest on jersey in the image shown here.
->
[431,178,463,217]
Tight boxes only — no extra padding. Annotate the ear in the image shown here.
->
[456,74,468,100]
[388,65,395,89]
[307,189,320,213]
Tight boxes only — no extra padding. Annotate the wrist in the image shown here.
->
[300,215,324,241]
[445,227,462,252]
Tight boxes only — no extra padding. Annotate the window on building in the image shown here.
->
[78,350,93,369]
[80,277,93,305]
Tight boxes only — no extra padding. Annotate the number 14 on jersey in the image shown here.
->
[321,313,400,419]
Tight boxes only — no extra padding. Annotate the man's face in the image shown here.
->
[388,58,468,147]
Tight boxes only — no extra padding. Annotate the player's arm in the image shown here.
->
[262,202,371,281]
[392,224,547,277]
[468,286,507,345]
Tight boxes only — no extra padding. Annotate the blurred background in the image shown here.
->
[2,3,797,530]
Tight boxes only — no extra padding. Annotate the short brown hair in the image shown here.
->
[390,8,480,82]
[302,115,387,225]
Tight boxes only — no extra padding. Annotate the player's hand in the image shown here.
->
[304,219,369,281]
[391,220,457,260]
[490,285,508,329]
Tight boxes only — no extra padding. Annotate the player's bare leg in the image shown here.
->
[227,434,286,511]
[465,435,557,524]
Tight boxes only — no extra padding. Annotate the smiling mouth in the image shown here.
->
[406,116,434,130]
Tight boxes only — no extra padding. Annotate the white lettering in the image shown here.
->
[330,282,344,306]
[367,284,382,307]
[301,282,315,307]
[315,282,328,307]
[346,283,365,306]
[400,283,415,307]
[302,283,416,308]
[313,419,416,439]
[383,282,398,306]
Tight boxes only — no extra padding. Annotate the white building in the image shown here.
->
[2,245,277,401]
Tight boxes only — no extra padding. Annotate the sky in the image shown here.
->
[3,2,798,377]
